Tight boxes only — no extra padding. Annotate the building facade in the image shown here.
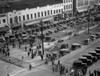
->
[0,0,99,32]
[0,14,8,27]
[63,0,73,18]
[75,0,98,13]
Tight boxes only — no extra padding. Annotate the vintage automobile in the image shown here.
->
[79,57,92,66]
[70,60,87,76]
[83,54,97,62]
[71,43,81,50]
[83,39,91,45]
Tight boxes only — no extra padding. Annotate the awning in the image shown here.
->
[77,9,87,12]
[25,20,40,26]
[0,26,9,32]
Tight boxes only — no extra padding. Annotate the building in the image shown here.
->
[0,13,9,34]
[63,0,73,18]
[73,0,99,15]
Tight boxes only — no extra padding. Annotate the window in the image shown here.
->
[41,12,43,17]
[23,15,25,20]
[64,6,66,10]
[2,19,6,23]
[45,11,46,16]
[34,13,36,18]
[31,14,33,19]
[27,14,29,19]
[38,12,40,17]
[61,9,63,12]
[54,10,56,14]
[56,10,58,13]
[10,18,13,24]
[0,20,1,24]
[48,10,49,15]
[19,16,21,22]
[51,10,52,15]
[59,9,60,13]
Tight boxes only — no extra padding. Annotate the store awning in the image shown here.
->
[0,26,9,32]
[25,20,40,26]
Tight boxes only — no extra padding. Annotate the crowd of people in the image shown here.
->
[88,70,100,76]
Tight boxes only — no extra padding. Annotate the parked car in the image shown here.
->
[71,43,81,50]
[96,46,100,50]
[58,49,70,57]
[90,35,96,41]
[79,57,92,66]
[83,54,97,62]
[57,39,64,43]
[60,43,68,49]
[88,51,99,59]
[83,39,91,45]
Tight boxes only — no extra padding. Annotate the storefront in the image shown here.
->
[0,26,9,36]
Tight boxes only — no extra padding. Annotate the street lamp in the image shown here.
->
[40,20,44,55]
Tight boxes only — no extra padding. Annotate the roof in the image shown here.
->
[0,0,62,14]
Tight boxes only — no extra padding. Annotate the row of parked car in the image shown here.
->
[71,46,100,75]
[83,33,100,45]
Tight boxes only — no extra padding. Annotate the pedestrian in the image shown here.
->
[29,64,32,70]
[44,57,48,65]
[25,46,27,51]
[27,51,30,56]
[40,54,43,60]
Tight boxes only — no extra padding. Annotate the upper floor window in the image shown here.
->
[45,11,46,16]
[19,16,21,22]
[34,13,36,18]
[51,10,52,15]
[27,14,29,19]
[31,14,33,19]
[10,18,13,24]
[23,15,25,20]
[54,10,56,14]
[2,19,6,23]
[41,12,43,17]
[48,10,50,15]
[38,12,40,17]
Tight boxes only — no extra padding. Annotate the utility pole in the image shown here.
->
[40,20,44,55]
[88,6,91,34]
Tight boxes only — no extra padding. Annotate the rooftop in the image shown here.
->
[0,0,62,14]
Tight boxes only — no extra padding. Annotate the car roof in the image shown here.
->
[72,43,80,45]
[88,51,96,53]
[79,57,87,59]
[83,54,92,56]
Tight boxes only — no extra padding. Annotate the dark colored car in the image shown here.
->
[88,51,100,59]
[79,57,92,66]
[83,54,97,62]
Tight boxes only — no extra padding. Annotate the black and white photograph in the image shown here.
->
[0,0,100,76]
